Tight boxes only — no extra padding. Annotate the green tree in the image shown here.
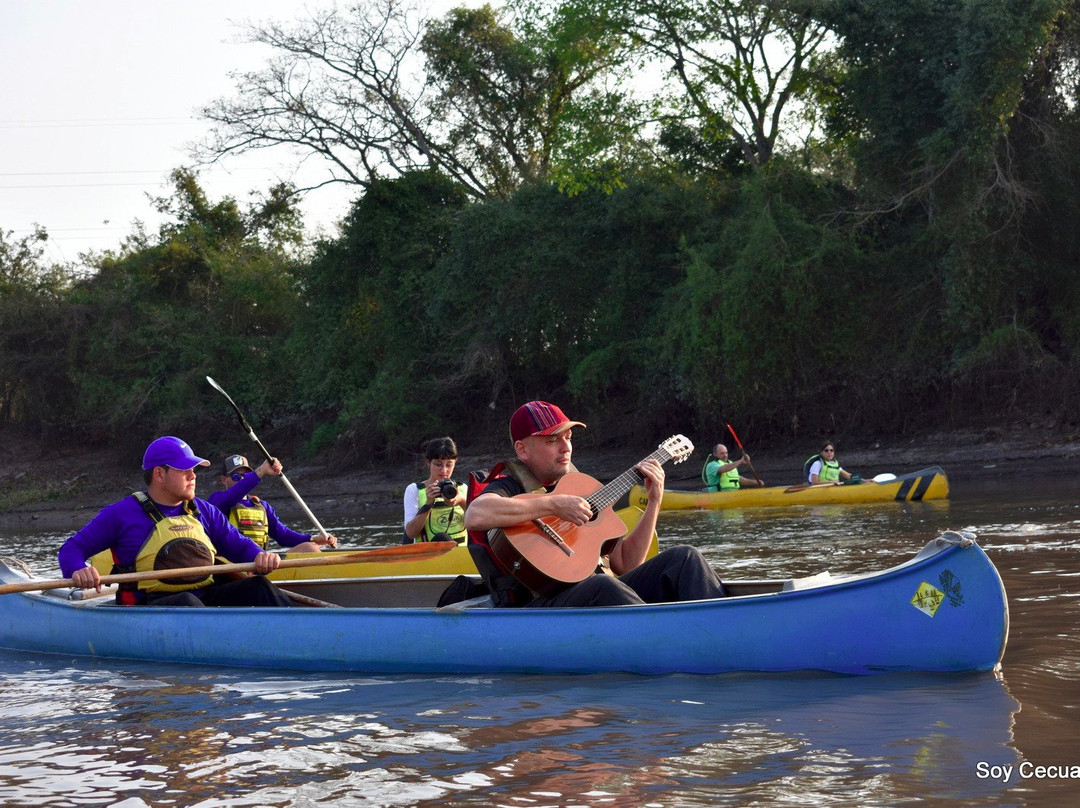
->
[422,2,641,196]
[824,0,1078,422]
[290,170,469,457]
[660,168,876,438]
[823,0,1064,197]
[65,171,305,444]
[200,0,640,200]
[0,228,77,435]
[619,0,834,171]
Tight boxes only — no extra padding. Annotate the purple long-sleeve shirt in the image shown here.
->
[204,472,312,548]
[58,494,264,577]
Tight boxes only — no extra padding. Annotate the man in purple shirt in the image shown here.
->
[59,436,294,607]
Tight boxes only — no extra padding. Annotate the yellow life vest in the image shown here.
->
[416,483,468,544]
[132,492,217,592]
[229,502,270,550]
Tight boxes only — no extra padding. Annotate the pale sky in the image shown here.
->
[0,0,464,267]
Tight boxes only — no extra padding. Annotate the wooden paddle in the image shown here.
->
[0,542,456,596]
[783,482,840,493]
[206,375,332,544]
[784,473,897,493]
[726,423,764,486]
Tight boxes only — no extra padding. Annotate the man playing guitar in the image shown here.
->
[464,400,728,607]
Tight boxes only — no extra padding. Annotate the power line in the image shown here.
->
[0,117,200,128]
[0,170,168,177]
[0,167,289,190]
[0,181,167,189]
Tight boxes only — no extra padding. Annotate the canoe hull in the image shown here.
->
[638,466,949,511]
[0,535,1007,676]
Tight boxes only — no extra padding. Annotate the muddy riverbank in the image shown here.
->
[2,425,1078,531]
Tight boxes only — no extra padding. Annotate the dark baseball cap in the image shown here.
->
[221,454,252,476]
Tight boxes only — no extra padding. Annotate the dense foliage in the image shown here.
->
[3,0,1080,464]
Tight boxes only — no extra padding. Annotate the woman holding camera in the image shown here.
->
[402,436,468,544]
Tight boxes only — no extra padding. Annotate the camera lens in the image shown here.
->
[437,479,458,500]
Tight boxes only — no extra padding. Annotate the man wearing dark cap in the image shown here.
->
[207,454,337,554]
[465,401,727,607]
[58,436,295,607]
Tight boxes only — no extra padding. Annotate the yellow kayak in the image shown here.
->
[91,506,657,580]
[632,467,949,511]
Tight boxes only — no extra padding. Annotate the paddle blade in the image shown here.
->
[206,375,252,432]
[278,542,459,569]
[205,375,228,397]
[341,542,458,564]
[872,473,897,483]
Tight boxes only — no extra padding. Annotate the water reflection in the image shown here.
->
[0,657,1022,807]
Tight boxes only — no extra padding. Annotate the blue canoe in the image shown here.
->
[0,532,1008,676]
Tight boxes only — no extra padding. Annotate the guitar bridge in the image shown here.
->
[532,519,574,557]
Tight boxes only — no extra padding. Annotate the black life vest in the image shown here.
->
[465,459,553,607]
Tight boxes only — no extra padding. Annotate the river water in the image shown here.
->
[1,475,1078,806]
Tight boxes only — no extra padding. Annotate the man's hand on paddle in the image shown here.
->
[256,457,284,478]
[253,551,281,574]
[314,533,339,548]
[72,565,102,592]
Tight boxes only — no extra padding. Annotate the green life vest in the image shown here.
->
[416,482,468,544]
[805,455,840,483]
[703,458,741,491]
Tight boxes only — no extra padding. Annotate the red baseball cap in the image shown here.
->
[509,401,586,443]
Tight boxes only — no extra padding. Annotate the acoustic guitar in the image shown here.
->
[488,435,694,596]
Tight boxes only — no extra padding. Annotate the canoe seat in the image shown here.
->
[782,571,834,591]
[435,594,494,613]
[42,585,117,602]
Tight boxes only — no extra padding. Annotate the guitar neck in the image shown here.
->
[587,446,674,514]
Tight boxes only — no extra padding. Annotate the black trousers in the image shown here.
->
[527,545,726,608]
[145,575,295,607]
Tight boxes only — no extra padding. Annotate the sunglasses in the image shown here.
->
[230,472,247,481]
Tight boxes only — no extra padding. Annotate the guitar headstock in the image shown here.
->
[660,434,694,464]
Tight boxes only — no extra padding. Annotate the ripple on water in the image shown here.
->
[0,481,1078,805]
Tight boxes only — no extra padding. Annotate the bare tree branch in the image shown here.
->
[195,0,493,199]
[628,0,832,166]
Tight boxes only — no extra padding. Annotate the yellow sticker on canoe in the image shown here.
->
[911,582,945,617]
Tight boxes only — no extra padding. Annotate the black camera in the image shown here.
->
[437,479,458,500]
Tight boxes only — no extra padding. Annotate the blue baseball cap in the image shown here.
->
[142,436,211,471]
